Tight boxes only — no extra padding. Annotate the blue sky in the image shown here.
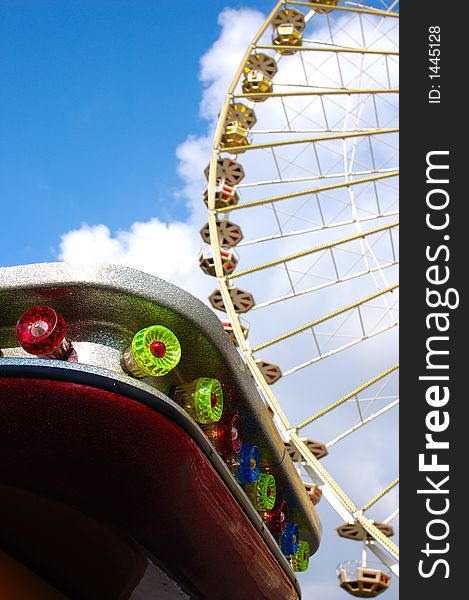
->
[1,0,274,266]
[1,2,399,598]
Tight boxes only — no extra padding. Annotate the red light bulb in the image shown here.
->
[201,413,243,457]
[218,414,243,456]
[16,306,71,359]
[266,500,288,535]
[150,340,166,358]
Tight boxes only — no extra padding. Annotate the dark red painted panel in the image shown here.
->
[0,378,296,600]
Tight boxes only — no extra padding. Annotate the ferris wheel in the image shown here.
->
[199,0,399,596]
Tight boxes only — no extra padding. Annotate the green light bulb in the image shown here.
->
[131,325,181,376]
[250,473,276,511]
[291,540,309,572]
[174,378,224,424]
[193,378,223,423]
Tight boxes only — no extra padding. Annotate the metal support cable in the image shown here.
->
[256,44,399,55]
[227,221,398,280]
[233,88,399,100]
[252,282,399,352]
[286,2,399,18]
[296,363,399,430]
[362,478,399,513]
[220,127,398,153]
[217,170,399,213]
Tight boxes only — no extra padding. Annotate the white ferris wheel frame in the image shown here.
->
[205,0,399,577]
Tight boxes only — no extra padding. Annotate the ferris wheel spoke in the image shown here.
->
[257,43,399,56]
[355,376,398,420]
[222,191,397,232]
[367,543,399,578]
[295,363,398,429]
[319,293,397,346]
[237,167,398,191]
[273,68,394,95]
[354,394,397,404]
[216,170,398,213]
[237,211,398,247]
[275,288,399,365]
[245,127,391,134]
[229,237,396,303]
[279,323,398,377]
[383,508,399,525]
[361,478,399,513]
[233,88,399,101]
[287,2,399,18]
[250,260,397,311]
[221,127,398,154]
[251,283,397,352]
[332,11,398,50]
[325,399,398,448]
[226,220,398,280]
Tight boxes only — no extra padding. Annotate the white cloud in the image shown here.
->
[59,219,205,296]
[59,7,265,300]
[198,8,265,120]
